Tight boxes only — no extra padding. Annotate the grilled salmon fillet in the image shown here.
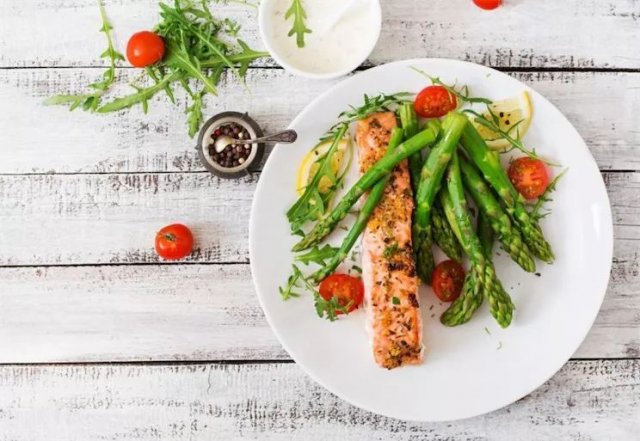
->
[357,112,423,369]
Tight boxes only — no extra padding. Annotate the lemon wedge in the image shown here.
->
[472,91,533,150]
[296,137,351,196]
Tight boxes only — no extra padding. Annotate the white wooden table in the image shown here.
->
[1,1,639,439]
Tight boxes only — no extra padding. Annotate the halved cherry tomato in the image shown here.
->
[414,85,457,118]
[508,157,550,200]
[432,260,465,302]
[127,31,165,68]
[155,224,194,260]
[473,0,502,10]
[319,274,364,314]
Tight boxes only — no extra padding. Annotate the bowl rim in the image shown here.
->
[258,0,382,80]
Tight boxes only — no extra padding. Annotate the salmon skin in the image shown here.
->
[356,112,424,369]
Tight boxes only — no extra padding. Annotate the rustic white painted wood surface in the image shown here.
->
[0,0,638,438]
[0,361,638,441]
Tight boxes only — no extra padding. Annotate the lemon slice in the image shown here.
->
[472,91,533,150]
[296,137,351,196]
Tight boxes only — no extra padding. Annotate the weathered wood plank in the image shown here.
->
[0,264,284,363]
[0,361,637,440]
[1,69,638,174]
[0,238,636,363]
[1,0,639,69]
[0,171,636,266]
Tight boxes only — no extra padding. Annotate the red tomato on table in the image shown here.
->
[155,224,194,260]
[127,31,166,68]
[473,0,502,10]
[508,157,550,200]
[432,260,466,302]
[319,274,364,314]
[414,86,458,118]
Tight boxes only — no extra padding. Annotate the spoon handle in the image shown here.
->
[244,130,298,145]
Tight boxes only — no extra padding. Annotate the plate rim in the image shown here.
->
[249,58,614,422]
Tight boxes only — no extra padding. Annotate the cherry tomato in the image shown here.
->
[413,86,457,118]
[432,260,466,302]
[508,157,550,200]
[126,31,165,68]
[155,224,194,260]
[473,0,502,10]
[319,274,364,314]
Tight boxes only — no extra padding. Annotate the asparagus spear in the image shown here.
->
[413,112,468,283]
[311,128,404,283]
[292,125,439,252]
[432,198,463,261]
[460,123,554,263]
[441,152,514,328]
[477,211,494,258]
[459,155,536,272]
[399,103,422,188]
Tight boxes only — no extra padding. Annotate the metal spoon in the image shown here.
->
[213,129,298,153]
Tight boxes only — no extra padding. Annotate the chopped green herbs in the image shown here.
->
[278,265,306,300]
[383,243,400,259]
[314,292,351,322]
[285,0,312,48]
[392,296,400,305]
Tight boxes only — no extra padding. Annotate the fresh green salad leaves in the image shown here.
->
[285,0,312,48]
[46,0,269,138]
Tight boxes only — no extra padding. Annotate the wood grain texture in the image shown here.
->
[0,360,638,440]
[0,241,637,363]
[0,171,637,266]
[1,0,639,69]
[1,69,639,174]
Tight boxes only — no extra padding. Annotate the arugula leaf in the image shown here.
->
[322,93,414,141]
[410,67,492,106]
[285,0,312,48]
[44,0,123,111]
[286,124,350,232]
[313,291,352,322]
[531,169,567,220]
[295,244,339,266]
[278,265,306,300]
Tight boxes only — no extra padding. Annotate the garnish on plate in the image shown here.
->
[285,0,312,48]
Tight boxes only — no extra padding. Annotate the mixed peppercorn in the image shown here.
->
[209,123,253,168]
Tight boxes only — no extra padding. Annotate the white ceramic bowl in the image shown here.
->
[258,0,382,80]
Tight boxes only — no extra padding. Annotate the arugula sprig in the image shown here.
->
[47,0,269,138]
[285,0,312,48]
[287,124,350,232]
[410,67,492,106]
[314,292,352,322]
[295,244,339,266]
[531,169,567,220]
[322,93,413,141]
[463,108,560,166]
[44,0,124,111]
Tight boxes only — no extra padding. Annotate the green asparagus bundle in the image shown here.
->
[311,128,404,283]
[292,126,440,252]
[399,105,462,262]
[413,112,468,283]
[459,155,536,272]
[440,152,514,328]
[460,123,554,263]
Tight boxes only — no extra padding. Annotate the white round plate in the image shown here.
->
[249,59,613,422]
